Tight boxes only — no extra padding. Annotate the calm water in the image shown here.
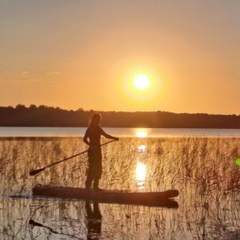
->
[1,126,240,137]
[0,128,239,239]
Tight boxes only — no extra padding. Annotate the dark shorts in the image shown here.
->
[87,147,102,179]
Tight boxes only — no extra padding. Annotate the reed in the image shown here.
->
[0,136,239,239]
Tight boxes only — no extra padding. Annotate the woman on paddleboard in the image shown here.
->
[83,113,119,190]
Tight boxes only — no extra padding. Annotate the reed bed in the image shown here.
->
[0,136,239,239]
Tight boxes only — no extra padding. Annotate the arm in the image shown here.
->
[101,128,119,141]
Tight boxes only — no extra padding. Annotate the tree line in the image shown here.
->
[0,104,239,128]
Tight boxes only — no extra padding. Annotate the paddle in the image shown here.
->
[29,139,116,176]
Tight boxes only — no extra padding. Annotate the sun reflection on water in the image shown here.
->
[135,129,148,138]
[138,145,146,153]
[136,162,146,189]
[136,162,146,181]
[136,142,147,189]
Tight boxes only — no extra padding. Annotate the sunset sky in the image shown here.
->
[1,1,240,115]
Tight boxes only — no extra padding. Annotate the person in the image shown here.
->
[83,113,119,190]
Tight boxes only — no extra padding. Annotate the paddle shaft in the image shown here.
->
[29,139,116,176]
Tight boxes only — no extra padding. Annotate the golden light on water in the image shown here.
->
[138,145,146,152]
[135,129,148,138]
[136,162,146,181]
[136,145,147,189]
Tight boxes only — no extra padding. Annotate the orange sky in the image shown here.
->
[0,1,240,114]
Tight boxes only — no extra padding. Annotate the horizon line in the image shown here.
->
[1,104,240,117]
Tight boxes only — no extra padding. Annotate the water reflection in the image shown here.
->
[138,144,146,153]
[86,202,102,240]
[29,219,59,235]
[135,129,148,138]
[1,137,240,239]
[136,144,147,189]
[136,162,146,189]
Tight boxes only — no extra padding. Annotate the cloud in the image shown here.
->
[46,71,61,76]
[0,71,39,83]
[21,71,30,75]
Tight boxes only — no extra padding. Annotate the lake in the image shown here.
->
[1,126,240,137]
[0,128,239,239]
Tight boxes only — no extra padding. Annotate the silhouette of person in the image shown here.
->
[86,202,102,240]
[83,113,119,190]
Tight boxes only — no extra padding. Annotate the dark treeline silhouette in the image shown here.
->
[0,104,240,128]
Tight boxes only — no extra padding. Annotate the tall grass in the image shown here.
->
[0,136,239,239]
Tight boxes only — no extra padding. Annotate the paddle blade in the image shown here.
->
[29,167,45,176]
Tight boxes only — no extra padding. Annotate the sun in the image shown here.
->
[133,74,150,90]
